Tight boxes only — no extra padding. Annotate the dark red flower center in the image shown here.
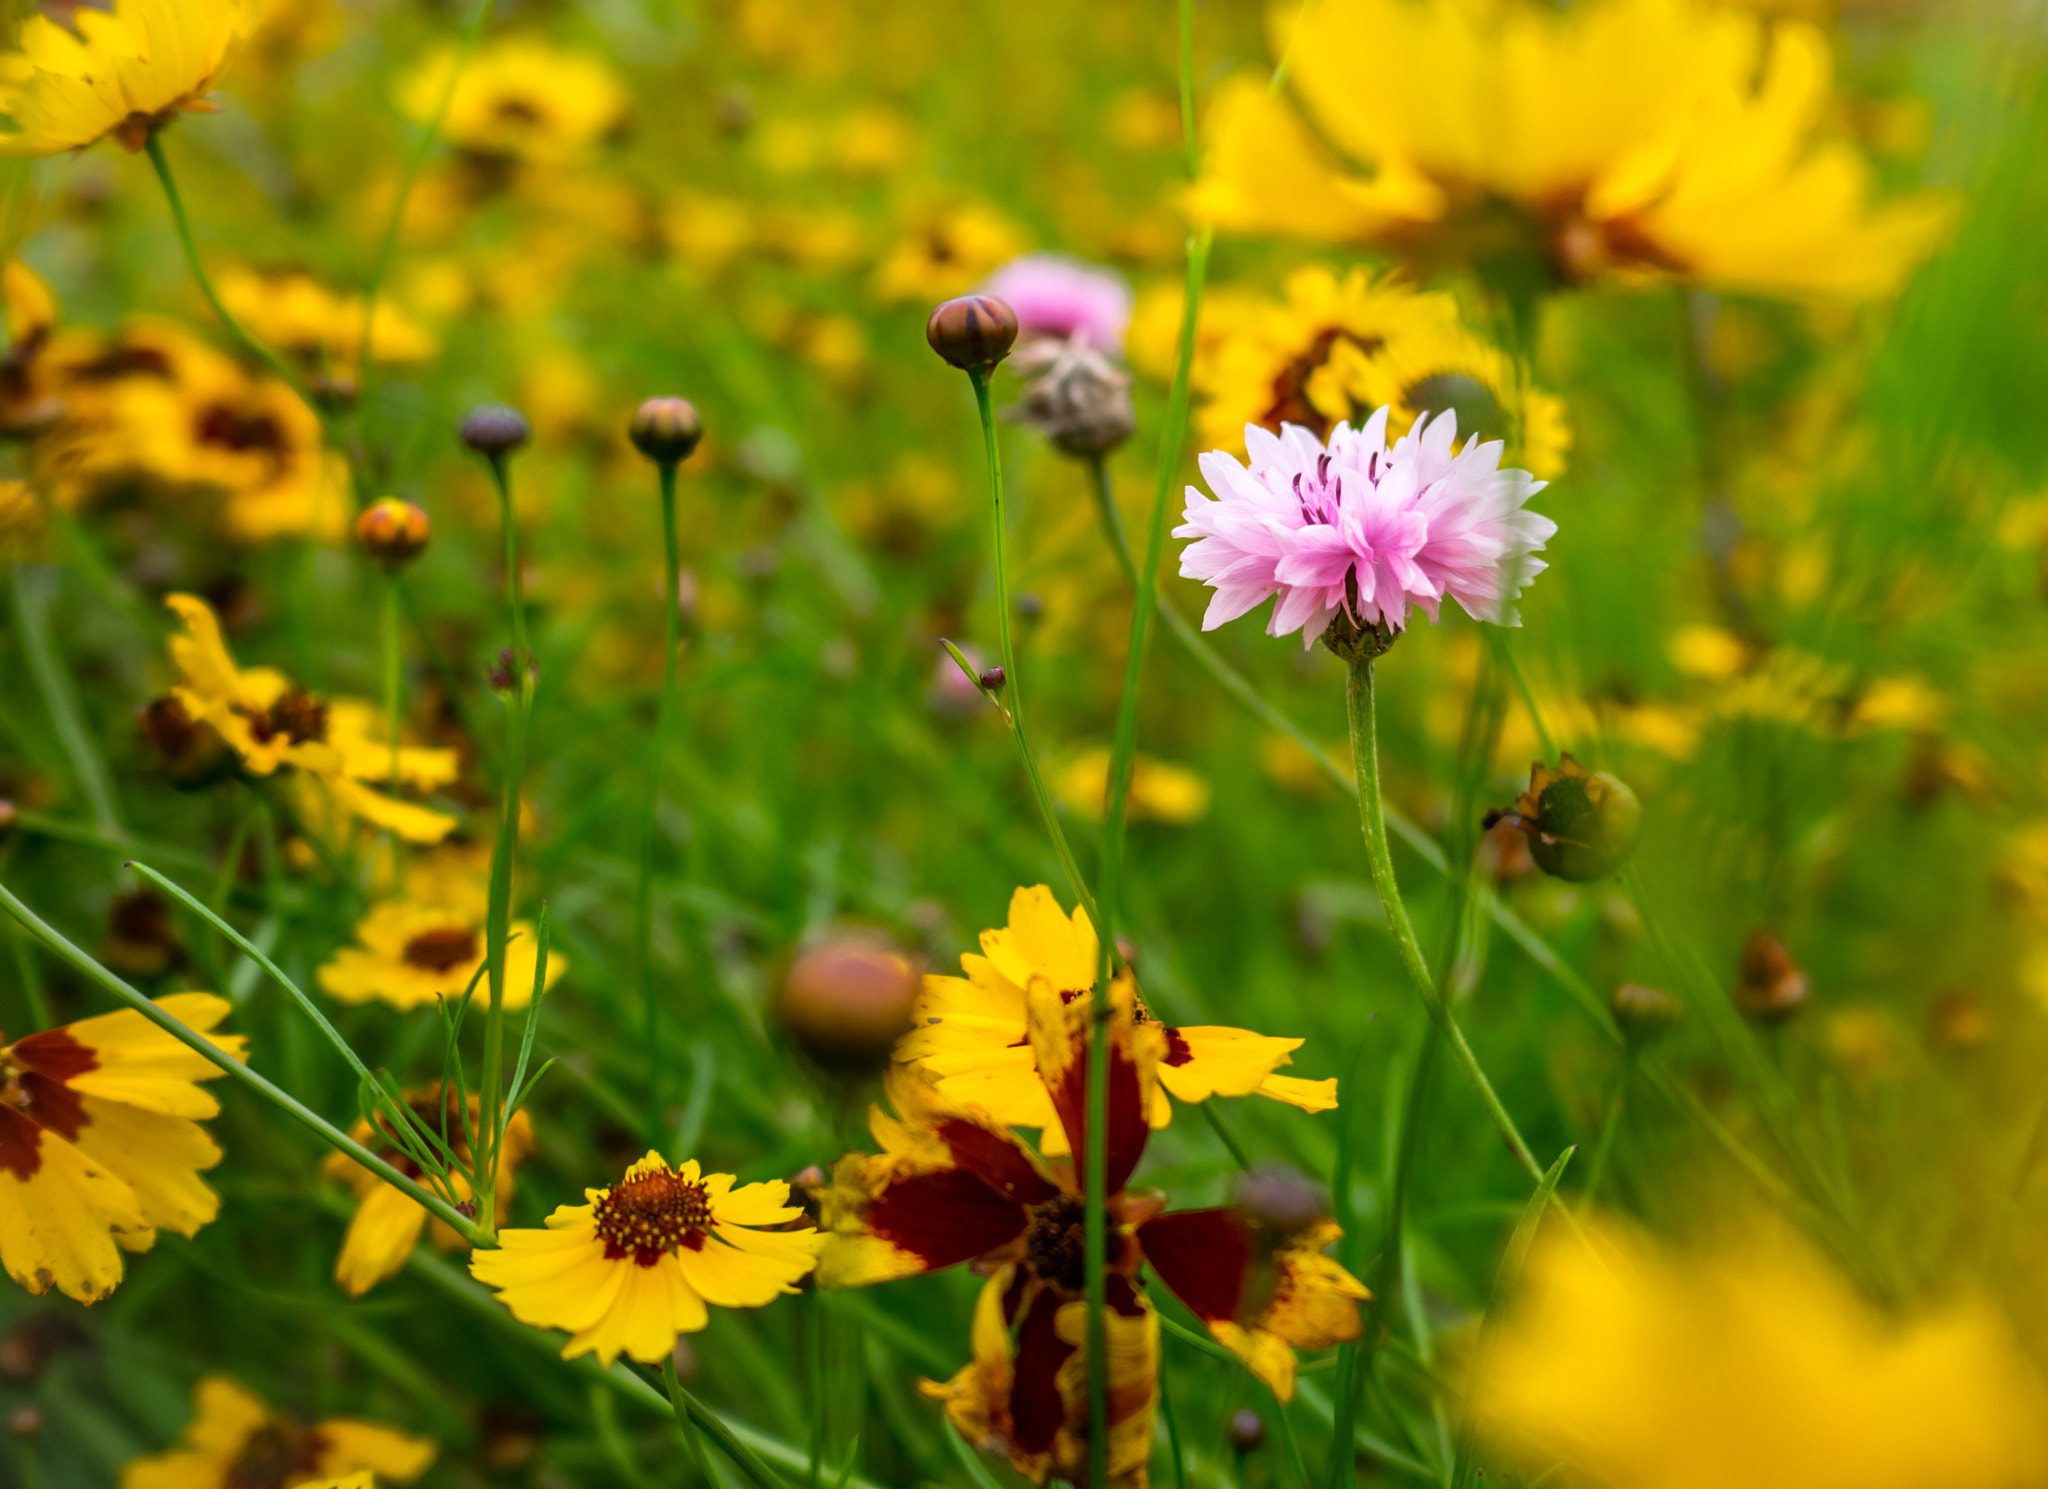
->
[243,689,327,746]
[402,927,480,973]
[1024,1193,1088,1295]
[224,1421,327,1489]
[196,402,287,457]
[595,1166,713,1266]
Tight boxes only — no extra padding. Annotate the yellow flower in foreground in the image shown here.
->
[159,594,456,844]
[1477,1218,2048,1489]
[470,1153,823,1365]
[901,886,1336,1150]
[1054,746,1212,824]
[1,993,244,1304]
[120,1376,434,1489]
[317,873,564,1012]
[0,0,269,157]
[1191,0,1955,299]
[404,38,627,164]
[321,1093,534,1296]
[1163,266,1573,479]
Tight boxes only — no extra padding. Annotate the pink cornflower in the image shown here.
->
[1175,409,1556,649]
[980,254,1132,352]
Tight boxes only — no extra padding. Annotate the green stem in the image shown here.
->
[382,573,405,789]
[1346,653,1542,1179]
[10,564,123,838]
[965,368,1098,930]
[0,878,483,1241]
[143,132,312,405]
[478,455,531,1241]
[663,1358,790,1489]
[636,462,683,1146]
[1578,1051,1636,1211]
[1488,629,1557,761]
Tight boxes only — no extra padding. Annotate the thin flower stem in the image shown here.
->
[10,564,123,838]
[1578,1051,1636,1212]
[635,461,684,1146]
[142,132,312,406]
[663,1357,791,1489]
[1270,1390,1310,1489]
[1488,629,1558,761]
[1346,653,1543,1179]
[382,573,405,789]
[965,368,1100,930]
[0,878,484,1242]
[478,454,532,1241]
[355,0,495,421]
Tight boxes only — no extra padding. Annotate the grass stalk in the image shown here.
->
[636,460,684,1145]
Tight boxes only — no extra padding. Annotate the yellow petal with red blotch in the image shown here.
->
[313,1418,438,1482]
[1259,1220,1370,1352]
[1257,1073,1339,1112]
[566,1252,706,1363]
[333,1181,431,1297]
[1159,1025,1307,1102]
[1213,1318,1304,1401]
[63,993,245,1117]
[68,1095,221,1237]
[0,1121,150,1303]
[702,1172,804,1227]
[122,1450,240,1489]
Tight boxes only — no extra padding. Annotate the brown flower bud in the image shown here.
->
[355,498,431,570]
[104,889,179,979]
[777,931,921,1075]
[1485,754,1641,883]
[0,798,14,839]
[629,396,705,465]
[1004,336,1136,456]
[926,294,1018,372]
[459,402,531,458]
[1734,929,1809,1024]
[977,664,1007,693]
[7,1404,40,1438]
[1230,1165,1327,1238]
[1929,991,1989,1052]
[1229,1408,1265,1454]
[1610,982,1681,1043]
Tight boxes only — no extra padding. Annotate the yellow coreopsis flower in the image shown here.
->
[403,38,628,165]
[316,873,566,1012]
[1476,1217,2048,1489]
[1191,0,1956,299]
[900,886,1337,1150]
[120,1376,434,1489]
[1,994,245,1304]
[218,269,437,380]
[321,1092,534,1297]
[0,0,270,158]
[469,1153,824,1365]
[872,201,1027,303]
[1053,747,1212,825]
[1150,266,1573,478]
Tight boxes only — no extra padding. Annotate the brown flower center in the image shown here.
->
[224,1421,326,1489]
[1025,1193,1088,1294]
[244,689,327,746]
[494,96,544,125]
[196,402,287,457]
[402,927,480,974]
[1260,327,1383,437]
[594,1165,713,1267]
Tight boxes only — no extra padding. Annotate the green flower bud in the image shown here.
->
[1486,754,1641,882]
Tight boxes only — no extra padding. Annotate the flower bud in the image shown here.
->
[1485,755,1641,883]
[1230,1164,1327,1238]
[777,931,921,1075]
[104,889,179,979]
[1734,930,1809,1024]
[1229,1409,1265,1454]
[1610,982,1681,1043]
[7,1404,40,1438]
[977,665,1007,693]
[138,696,233,790]
[355,498,431,570]
[629,396,705,465]
[1005,336,1136,457]
[926,294,1018,372]
[459,402,531,458]
[0,798,14,840]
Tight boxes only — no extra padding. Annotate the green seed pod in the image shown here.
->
[1488,754,1641,883]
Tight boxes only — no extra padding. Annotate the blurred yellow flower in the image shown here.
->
[0,0,269,157]
[1055,745,1212,824]
[872,201,1027,303]
[1478,1217,2048,1489]
[1169,266,1572,478]
[405,38,627,165]
[1193,0,1956,299]
[317,873,564,1013]
[1669,623,1749,679]
[321,1093,534,1297]
[120,1376,434,1489]
[218,268,436,378]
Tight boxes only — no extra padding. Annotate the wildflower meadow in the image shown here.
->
[2,0,2047,1486]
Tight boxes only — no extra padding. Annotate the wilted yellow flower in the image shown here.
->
[406,39,628,165]
[120,1376,434,1489]
[1193,0,1956,299]
[1166,266,1572,478]
[1477,1217,2048,1489]
[1054,746,1212,824]
[0,0,269,157]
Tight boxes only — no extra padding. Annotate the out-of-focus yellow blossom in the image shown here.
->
[119,1376,434,1489]
[1478,1217,2048,1489]
[218,269,436,377]
[1847,675,1945,734]
[872,201,1027,303]
[2,257,63,436]
[837,453,963,558]
[1670,624,1750,680]
[1192,0,1956,299]
[405,39,628,165]
[32,319,347,542]
[0,0,269,157]
[0,479,40,559]
[318,872,565,1013]
[1164,266,1572,478]
[1055,747,1212,824]
[756,107,915,177]
[1260,733,1351,795]
[665,193,755,275]
[753,206,869,273]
